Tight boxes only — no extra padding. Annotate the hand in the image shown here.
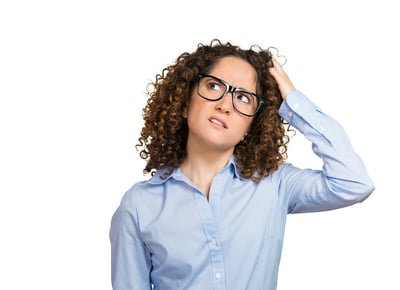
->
[269,59,296,100]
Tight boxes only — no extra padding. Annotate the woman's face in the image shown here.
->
[184,56,257,153]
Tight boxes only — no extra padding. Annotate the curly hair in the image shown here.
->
[136,39,290,182]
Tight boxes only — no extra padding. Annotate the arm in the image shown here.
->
[110,190,152,290]
[269,60,375,213]
[278,90,374,212]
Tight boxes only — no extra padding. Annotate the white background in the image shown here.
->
[1,0,399,289]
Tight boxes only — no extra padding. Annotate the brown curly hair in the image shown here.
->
[136,39,290,182]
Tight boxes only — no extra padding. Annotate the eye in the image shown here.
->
[236,93,251,104]
[207,81,222,92]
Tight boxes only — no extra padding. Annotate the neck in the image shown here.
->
[180,145,233,199]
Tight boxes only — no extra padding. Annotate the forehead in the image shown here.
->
[208,57,257,90]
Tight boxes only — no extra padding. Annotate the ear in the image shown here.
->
[182,106,188,118]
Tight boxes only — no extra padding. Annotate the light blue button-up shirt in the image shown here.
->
[110,90,374,290]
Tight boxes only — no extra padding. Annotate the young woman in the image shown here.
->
[110,39,374,290]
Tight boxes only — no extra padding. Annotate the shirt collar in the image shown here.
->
[148,155,245,185]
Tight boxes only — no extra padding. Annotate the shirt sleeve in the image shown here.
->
[277,90,375,213]
[110,188,153,290]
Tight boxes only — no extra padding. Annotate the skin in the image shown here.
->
[269,58,296,100]
[181,57,295,198]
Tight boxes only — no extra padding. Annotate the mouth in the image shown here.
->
[209,117,227,129]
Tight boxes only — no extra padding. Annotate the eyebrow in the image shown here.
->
[206,74,257,95]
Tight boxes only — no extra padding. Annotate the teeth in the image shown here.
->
[210,118,224,127]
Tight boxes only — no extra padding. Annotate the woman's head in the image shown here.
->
[137,39,289,181]
[184,56,259,160]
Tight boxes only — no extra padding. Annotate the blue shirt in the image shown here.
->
[110,90,374,290]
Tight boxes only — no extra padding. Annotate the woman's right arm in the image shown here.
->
[110,191,152,290]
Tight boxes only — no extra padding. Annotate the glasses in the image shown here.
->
[197,74,265,117]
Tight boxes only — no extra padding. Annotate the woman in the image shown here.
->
[110,39,374,290]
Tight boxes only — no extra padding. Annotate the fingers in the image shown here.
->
[271,58,285,75]
[269,58,296,99]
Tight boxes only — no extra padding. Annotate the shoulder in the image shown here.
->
[116,181,147,214]
[112,179,159,228]
[119,167,176,209]
[121,176,161,204]
[265,162,305,190]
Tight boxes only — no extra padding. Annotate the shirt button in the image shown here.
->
[288,111,293,117]
[210,239,217,246]
[215,272,222,279]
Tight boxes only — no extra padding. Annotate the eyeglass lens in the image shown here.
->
[198,75,259,116]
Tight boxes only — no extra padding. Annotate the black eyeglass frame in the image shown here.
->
[197,74,266,117]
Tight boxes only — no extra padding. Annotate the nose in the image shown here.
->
[215,92,233,114]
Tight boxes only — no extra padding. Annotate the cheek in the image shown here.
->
[246,120,253,132]
[238,118,253,134]
[185,105,203,129]
[184,94,201,119]
[185,97,211,120]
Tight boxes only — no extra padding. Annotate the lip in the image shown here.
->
[208,116,228,129]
